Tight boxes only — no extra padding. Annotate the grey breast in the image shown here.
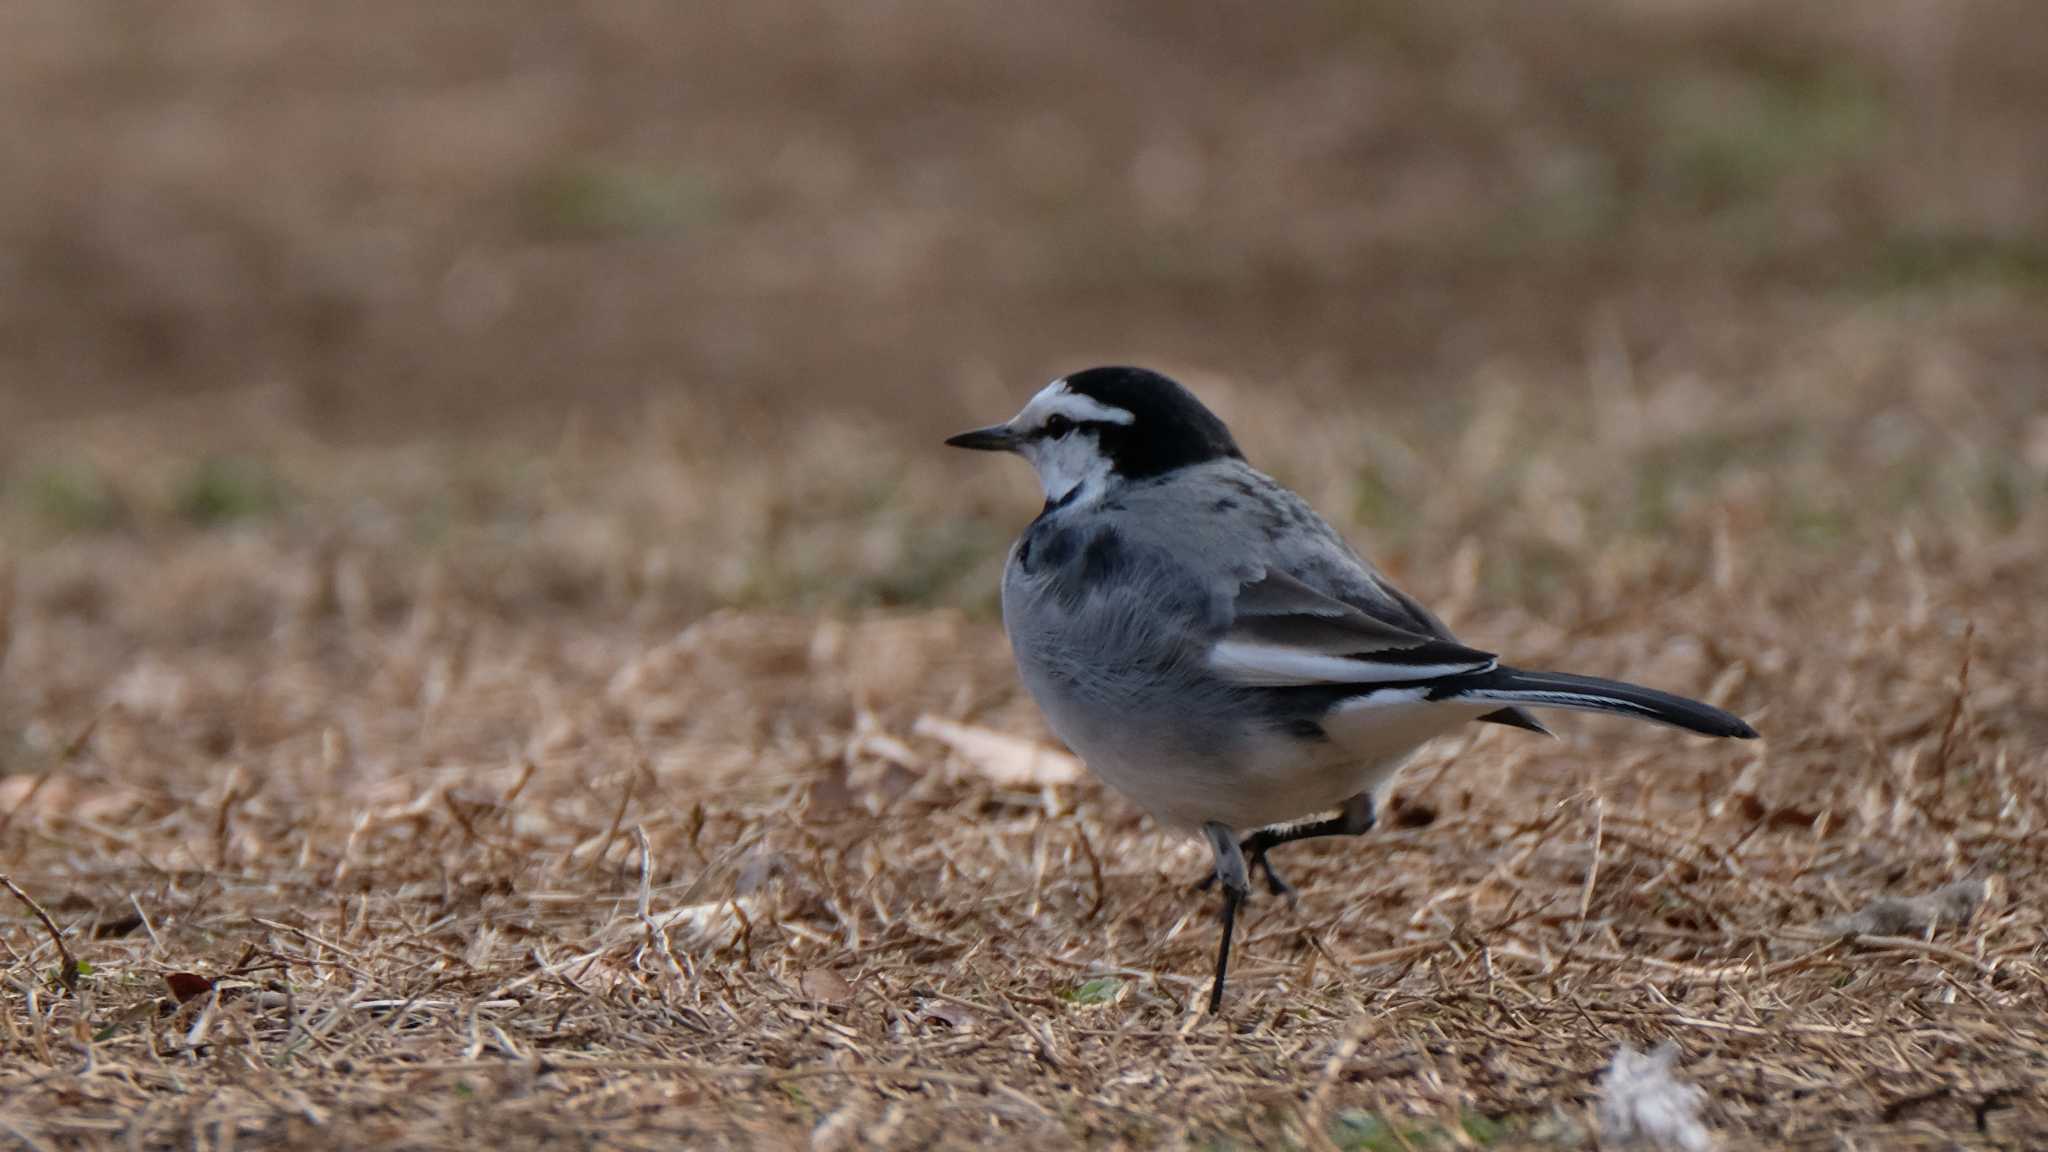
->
[998,483,1254,779]
[999,460,1427,772]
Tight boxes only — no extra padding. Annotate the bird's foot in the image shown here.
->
[1194,845,1295,904]
[1253,851,1297,903]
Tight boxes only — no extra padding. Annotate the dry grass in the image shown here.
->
[2,2,2047,1149]
[0,335,2043,1148]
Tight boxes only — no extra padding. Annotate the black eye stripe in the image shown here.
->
[1042,414,1076,438]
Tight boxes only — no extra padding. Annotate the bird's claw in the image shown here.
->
[1195,848,1296,904]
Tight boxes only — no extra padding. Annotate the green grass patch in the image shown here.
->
[175,455,287,526]
[525,163,717,240]
[1869,231,2048,293]
[1351,460,1418,543]
[1650,64,1881,215]
[864,519,1010,611]
[1626,423,1806,534]
[1064,977,1124,1005]
[1330,1109,1508,1150]
[24,462,125,532]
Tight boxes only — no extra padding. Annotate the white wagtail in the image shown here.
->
[948,366,1757,1012]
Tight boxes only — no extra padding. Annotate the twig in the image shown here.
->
[582,767,641,873]
[1839,933,1995,974]
[1930,620,1975,806]
[0,555,13,669]
[1577,795,1604,936]
[0,875,78,994]
[362,1055,988,1089]
[214,766,248,872]
[1303,1000,1417,1137]
[0,776,50,847]
[442,790,513,856]
[59,709,102,762]
[130,894,164,954]
[502,758,539,805]
[253,917,365,961]
[1073,822,1106,921]
[633,825,655,922]
[0,1115,54,1152]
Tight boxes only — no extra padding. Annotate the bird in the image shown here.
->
[947,366,1758,1013]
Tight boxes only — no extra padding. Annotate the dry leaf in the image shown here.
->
[806,758,858,816]
[164,972,214,1003]
[92,911,145,939]
[912,716,1081,786]
[919,1001,979,1032]
[1386,794,1437,828]
[644,895,760,950]
[0,777,145,823]
[798,968,854,1005]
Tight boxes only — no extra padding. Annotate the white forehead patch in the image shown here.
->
[1004,379,1132,507]
[1017,379,1136,429]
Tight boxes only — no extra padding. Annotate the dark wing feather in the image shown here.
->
[1211,569,1496,687]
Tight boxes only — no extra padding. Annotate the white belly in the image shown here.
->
[1317,689,1489,776]
[1069,688,1487,832]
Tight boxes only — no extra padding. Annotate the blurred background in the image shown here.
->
[0,9,2043,1142]
[1,0,2043,629]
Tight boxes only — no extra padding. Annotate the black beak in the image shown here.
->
[944,423,1020,452]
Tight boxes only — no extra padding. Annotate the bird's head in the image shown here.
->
[946,366,1243,507]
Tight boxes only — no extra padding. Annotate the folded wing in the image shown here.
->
[1208,568,1497,687]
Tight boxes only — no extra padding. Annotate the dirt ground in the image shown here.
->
[1,2,2045,1148]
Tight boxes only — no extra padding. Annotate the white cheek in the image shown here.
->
[1022,435,1109,503]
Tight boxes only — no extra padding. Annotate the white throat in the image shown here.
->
[1021,430,1115,507]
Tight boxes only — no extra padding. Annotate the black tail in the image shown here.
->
[1439,666,1757,739]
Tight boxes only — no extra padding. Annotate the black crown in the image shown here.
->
[1061,366,1244,480]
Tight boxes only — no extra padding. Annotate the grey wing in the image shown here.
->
[1258,517,1554,732]
[1096,464,1550,729]
[1243,484,1460,639]
[1209,567,1496,687]
[1222,492,1553,732]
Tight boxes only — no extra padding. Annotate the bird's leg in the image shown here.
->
[1197,792,1377,901]
[1202,821,1249,1014]
[1238,791,1377,899]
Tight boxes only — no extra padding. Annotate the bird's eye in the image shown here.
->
[1043,415,1075,439]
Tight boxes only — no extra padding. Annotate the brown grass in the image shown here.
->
[2,2,2047,1149]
